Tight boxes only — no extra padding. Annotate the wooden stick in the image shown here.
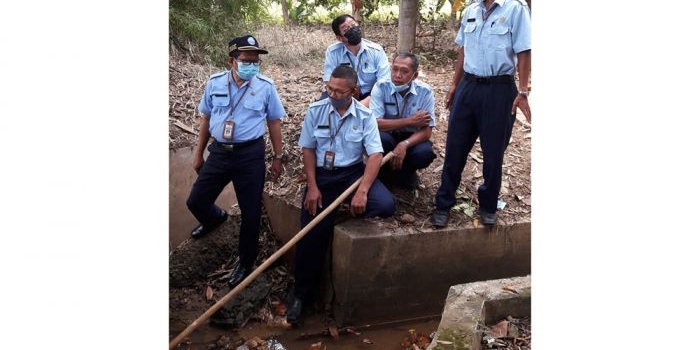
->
[169,152,395,349]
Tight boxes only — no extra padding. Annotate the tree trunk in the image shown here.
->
[397,0,419,53]
[352,0,363,23]
[281,0,291,26]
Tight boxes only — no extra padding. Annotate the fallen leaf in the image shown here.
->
[436,340,453,345]
[205,286,214,301]
[308,341,324,350]
[490,320,509,338]
[362,338,373,344]
[502,285,518,294]
[274,302,287,316]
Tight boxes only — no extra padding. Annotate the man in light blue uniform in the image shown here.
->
[321,14,391,107]
[186,35,286,289]
[370,53,437,190]
[431,0,531,227]
[286,65,395,325]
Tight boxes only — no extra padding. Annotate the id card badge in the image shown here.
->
[222,121,235,141]
[323,150,336,170]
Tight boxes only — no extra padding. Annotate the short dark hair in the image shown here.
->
[331,14,355,36]
[393,52,420,72]
[330,65,358,87]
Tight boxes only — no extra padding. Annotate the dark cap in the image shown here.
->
[228,35,268,55]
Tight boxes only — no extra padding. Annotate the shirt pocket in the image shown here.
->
[212,92,230,107]
[462,22,478,48]
[383,102,399,119]
[359,64,378,86]
[488,22,511,50]
[243,97,264,114]
[344,127,364,154]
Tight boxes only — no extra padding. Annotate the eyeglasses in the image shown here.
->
[236,59,262,67]
[326,86,354,97]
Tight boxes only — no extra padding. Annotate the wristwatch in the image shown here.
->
[274,152,284,160]
[518,90,529,98]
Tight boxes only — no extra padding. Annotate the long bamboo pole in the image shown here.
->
[169,152,395,349]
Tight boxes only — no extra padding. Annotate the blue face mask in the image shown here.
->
[236,64,259,81]
[391,82,410,94]
[329,95,351,110]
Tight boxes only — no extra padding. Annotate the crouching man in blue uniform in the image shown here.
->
[186,35,286,289]
[370,53,437,190]
[286,65,396,325]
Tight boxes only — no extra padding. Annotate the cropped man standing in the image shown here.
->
[369,53,436,190]
[321,14,391,107]
[431,0,531,227]
[186,35,286,288]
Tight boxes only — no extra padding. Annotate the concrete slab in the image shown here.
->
[426,275,531,350]
[331,220,531,326]
[169,146,237,249]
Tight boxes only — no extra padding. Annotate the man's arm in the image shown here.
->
[266,119,283,181]
[302,148,322,216]
[350,152,382,216]
[512,50,531,123]
[193,115,212,174]
[446,49,465,110]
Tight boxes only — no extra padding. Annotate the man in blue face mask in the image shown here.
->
[286,65,396,325]
[369,53,437,190]
[186,34,286,289]
[320,14,391,108]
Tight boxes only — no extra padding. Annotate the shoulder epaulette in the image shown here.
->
[362,40,384,51]
[209,71,228,80]
[255,74,275,85]
[308,99,328,109]
[327,42,345,52]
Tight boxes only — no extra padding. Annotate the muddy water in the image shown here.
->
[170,313,441,350]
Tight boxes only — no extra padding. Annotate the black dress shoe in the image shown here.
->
[190,212,228,239]
[480,209,497,225]
[227,265,252,289]
[286,297,303,325]
[430,209,449,227]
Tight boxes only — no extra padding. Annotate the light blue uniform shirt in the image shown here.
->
[198,70,286,143]
[298,98,383,168]
[323,39,391,96]
[369,79,436,133]
[456,0,531,76]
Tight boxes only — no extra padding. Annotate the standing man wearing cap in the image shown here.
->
[430,0,531,227]
[286,65,395,325]
[320,14,391,108]
[370,53,437,190]
[186,34,286,289]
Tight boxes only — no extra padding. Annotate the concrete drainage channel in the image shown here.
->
[263,193,531,347]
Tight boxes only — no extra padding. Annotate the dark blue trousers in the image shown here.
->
[294,163,395,301]
[434,78,517,213]
[379,131,436,185]
[186,138,265,268]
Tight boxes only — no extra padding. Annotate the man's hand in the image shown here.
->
[193,154,204,174]
[391,141,408,170]
[408,110,431,128]
[445,85,457,110]
[512,95,531,123]
[304,186,323,216]
[269,158,282,182]
[350,191,368,217]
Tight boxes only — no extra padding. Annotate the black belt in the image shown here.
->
[463,72,514,84]
[213,137,262,152]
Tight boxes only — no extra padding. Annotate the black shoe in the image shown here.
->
[286,297,304,325]
[479,209,497,225]
[227,264,252,289]
[190,211,228,239]
[430,209,449,227]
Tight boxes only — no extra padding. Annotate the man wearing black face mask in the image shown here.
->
[321,14,391,108]
[287,65,395,325]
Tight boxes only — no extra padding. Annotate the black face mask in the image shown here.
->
[344,26,362,46]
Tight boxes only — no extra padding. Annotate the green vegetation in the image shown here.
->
[170,0,468,67]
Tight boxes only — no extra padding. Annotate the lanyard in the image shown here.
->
[328,110,349,149]
[226,76,251,121]
[393,92,411,118]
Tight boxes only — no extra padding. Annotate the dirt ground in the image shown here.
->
[169,23,531,350]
